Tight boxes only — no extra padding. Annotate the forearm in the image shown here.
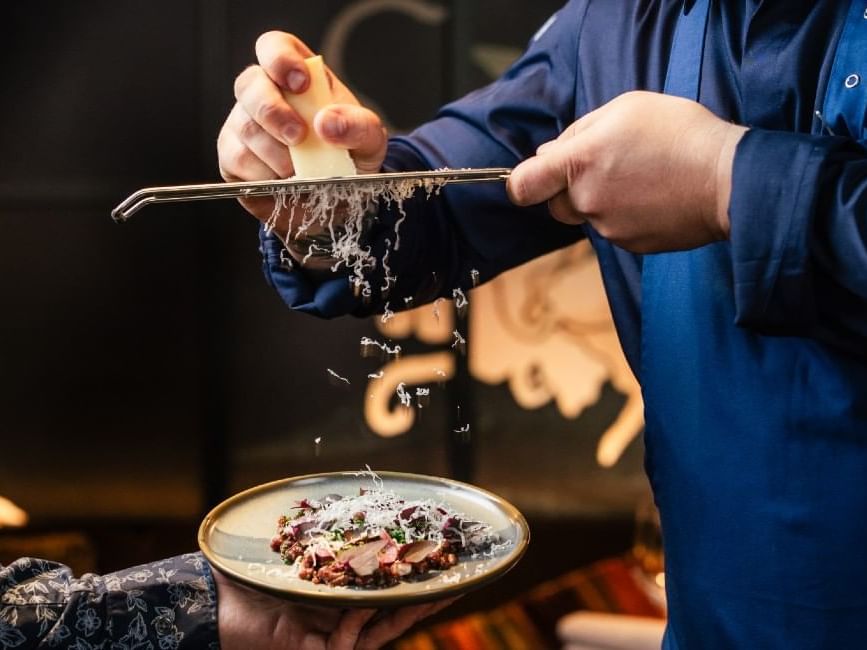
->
[0,553,218,649]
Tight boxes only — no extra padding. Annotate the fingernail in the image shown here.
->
[321,115,347,139]
[536,141,554,155]
[287,68,308,93]
[282,122,302,145]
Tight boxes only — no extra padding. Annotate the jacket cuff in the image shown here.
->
[728,128,829,332]
[259,227,361,319]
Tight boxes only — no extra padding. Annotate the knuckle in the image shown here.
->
[275,159,294,179]
[283,32,305,50]
[256,31,303,70]
[226,144,257,177]
[217,133,238,177]
[216,132,230,163]
[355,114,376,144]
[361,109,384,135]
[562,154,583,185]
[238,116,261,142]
[374,124,389,156]
[217,151,232,180]
[255,101,285,128]
[254,30,281,52]
[256,31,286,54]
[233,65,258,99]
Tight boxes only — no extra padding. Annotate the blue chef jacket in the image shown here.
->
[260,1,867,646]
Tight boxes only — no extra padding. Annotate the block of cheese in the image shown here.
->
[284,55,357,179]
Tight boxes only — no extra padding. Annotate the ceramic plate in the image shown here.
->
[198,471,529,607]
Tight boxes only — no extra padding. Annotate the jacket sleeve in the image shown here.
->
[0,553,218,649]
[729,129,867,356]
[261,0,589,319]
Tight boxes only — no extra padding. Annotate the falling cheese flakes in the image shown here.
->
[360,336,401,357]
[264,171,488,423]
[327,368,350,385]
[453,288,469,318]
[396,382,413,408]
[266,175,449,301]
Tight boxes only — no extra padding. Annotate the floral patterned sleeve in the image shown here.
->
[0,552,219,649]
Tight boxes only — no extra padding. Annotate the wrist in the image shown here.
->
[712,123,748,239]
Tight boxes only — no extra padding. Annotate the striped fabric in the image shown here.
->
[392,556,665,650]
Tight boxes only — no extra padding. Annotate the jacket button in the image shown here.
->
[845,73,861,89]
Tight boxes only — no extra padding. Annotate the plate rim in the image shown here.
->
[198,470,530,607]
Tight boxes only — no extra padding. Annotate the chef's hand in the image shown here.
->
[217,31,388,235]
[507,91,748,253]
[213,566,456,650]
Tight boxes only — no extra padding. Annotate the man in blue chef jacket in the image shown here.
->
[217,1,867,647]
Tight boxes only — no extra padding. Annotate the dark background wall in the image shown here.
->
[0,0,646,620]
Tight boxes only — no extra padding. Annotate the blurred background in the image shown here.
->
[0,1,658,646]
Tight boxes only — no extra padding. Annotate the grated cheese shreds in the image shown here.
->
[380,238,395,295]
[453,288,469,318]
[282,470,496,553]
[396,382,413,408]
[271,469,513,588]
[360,336,401,357]
[432,297,445,322]
[327,368,351,385]
[265,175,449,299]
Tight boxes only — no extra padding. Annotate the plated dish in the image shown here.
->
[199,470,530,607]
